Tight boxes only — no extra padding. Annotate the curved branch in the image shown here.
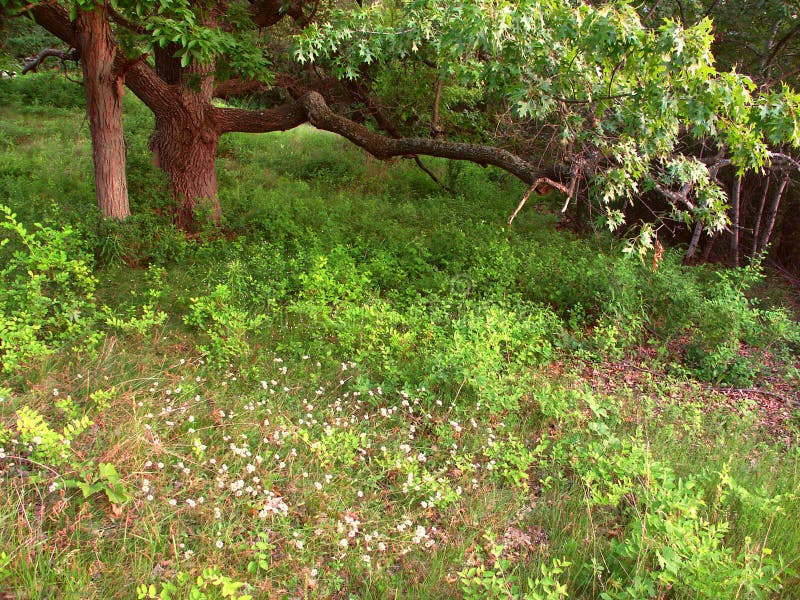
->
[298,91,541,184]
[22,47,79,74]
[214,101,308,134]
[107,4,146,34]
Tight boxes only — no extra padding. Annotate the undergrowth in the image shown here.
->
[1,74,799,599]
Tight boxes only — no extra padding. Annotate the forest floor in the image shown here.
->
[1,74,799,599]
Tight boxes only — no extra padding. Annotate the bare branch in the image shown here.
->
[768,152,800,172]
[22,47,78,74]
[653,182,695,211]
[762,22,800,74]
[508,177,569,225]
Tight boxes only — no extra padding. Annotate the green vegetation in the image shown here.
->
[1,75,799,599]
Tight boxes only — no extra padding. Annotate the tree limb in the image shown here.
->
[214,101,308,134]
[768,151,800,172]
[298,91,541,184]
[762,21,800,75]
[653,182,695,211]
[21,47,79,74]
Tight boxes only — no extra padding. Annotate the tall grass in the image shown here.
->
[1,74,798,599]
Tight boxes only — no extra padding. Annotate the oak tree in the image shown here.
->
[2,0,798,250]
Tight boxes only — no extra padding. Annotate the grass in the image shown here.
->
[1,73,799,599]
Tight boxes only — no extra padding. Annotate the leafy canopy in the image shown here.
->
[298,0,800,248]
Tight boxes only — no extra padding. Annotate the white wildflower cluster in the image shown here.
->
[259,493,289,518]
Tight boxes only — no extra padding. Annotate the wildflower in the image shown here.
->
[216,540,224,549]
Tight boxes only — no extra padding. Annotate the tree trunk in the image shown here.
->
[776,191,800,276]
[729,176,741,266]
[76,3,129,220]
[151,111,221,230]
[750,177,770,259]
[148,51,221,230]
[758,174,789,256]
[701,233,717,262]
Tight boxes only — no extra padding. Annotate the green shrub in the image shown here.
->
[430,302,562,413]
[184,283,266,367]
[559,405,784,599]
[0,205,100,373]
[0,72,85,110]
[94,214,189,267]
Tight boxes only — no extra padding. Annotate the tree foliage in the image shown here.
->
[298,0,800,251]
[1,0,799,255]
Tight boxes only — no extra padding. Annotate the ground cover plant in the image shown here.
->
[1,75,799,599]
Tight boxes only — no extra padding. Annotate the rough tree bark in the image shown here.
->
[30,2,130,220]
[148,51,222,229]
[684,221,703,264]
[151,111,220,229]
[76,3,129,220]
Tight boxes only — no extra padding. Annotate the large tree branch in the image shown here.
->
[249,0,305,28]
[298,91,541,184]
[214,78,268,99]
[214,101,308,134]
[28,3,75,44]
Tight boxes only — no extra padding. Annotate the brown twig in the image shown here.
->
[508,177,570,225]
